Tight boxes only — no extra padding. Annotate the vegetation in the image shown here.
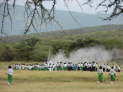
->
[0,69,123,92]
[0,27,123,62]
[0,61,123,92]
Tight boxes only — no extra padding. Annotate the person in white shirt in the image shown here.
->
[117,66,121,72]
[106,64,111,72]
[109,66,116,81]
[97,66,104,82]
[7,65,14,85]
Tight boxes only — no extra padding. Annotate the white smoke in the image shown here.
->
[48,46,113,64]
[68,46,112,64]
[49,50,68,64]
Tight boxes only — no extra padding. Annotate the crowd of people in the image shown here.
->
[13,61,121,72]
[4,61,121,85]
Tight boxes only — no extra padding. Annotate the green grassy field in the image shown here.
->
[0,62,123,92]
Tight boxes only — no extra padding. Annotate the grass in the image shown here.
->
[0,62,123,92]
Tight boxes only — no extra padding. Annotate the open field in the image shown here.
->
[0,62,123,92]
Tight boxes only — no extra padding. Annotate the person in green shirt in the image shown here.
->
[109,66,116,81]
[7,65,14,85]
[97,66,104,83]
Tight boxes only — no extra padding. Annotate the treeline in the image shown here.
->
[0,37,102,62]
[0,30,123,62]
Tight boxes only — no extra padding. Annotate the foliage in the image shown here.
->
[0,30,123,62]
[0,44,14,61]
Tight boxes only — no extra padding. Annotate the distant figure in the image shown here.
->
[116,65,120,72]
[97,66,104,83]
[109,66,116,81]
[7,65,14,85]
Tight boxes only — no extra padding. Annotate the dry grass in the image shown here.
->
[0,62,123,92]
[0,70,123,92]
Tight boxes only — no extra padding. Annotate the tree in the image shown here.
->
[83,0,123,20]
[0,0,123,34]
[14,37,39,61]
[0,45,14,61]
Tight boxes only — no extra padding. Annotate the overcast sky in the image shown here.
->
[1,0,107,14]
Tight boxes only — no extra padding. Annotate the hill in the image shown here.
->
[0,24,123,43]
[0,24,123,63]
[0,4,123,35]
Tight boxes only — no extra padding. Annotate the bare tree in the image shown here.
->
[84,0,123,20]
[0,0,123,34]
[0,0,57,34]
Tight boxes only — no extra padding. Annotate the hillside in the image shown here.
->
[0,24,123,43]
[0,4,123,35]
[0,24,123,63]
[34,24,123,39]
